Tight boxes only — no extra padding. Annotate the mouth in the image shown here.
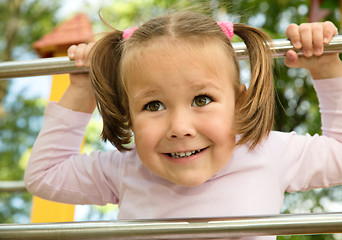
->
[167,147,208,159]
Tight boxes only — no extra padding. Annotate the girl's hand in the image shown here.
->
[285,21,342,79]
[58,43,96,113]
[67,42,95,87]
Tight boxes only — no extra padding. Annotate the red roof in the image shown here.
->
[33,13,93,57]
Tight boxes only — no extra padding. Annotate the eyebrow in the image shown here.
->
[132,79,221,103]
[133,89,161,102]
[190,81,221,92]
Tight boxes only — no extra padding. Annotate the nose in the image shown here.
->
[166,111,196,140]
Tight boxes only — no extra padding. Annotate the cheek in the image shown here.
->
[210,119,235,148]
[132,118,166,176]
[132,124,152,164]
[131,116,163,152]
[210,112,236,162]
[132,118,149,145]
[203,106,236,142]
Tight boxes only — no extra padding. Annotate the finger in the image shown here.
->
[311,23,324,56]
[67,45,77,60]
[286,23,302,49]
[284,50,299,68]
[74,43,87,67]
[323,21,338,44]
[84,42,95,67]
[299,23,313,57]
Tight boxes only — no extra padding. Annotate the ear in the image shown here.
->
[235,84,246,108]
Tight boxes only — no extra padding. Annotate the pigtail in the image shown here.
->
[90,30,133,151]
[233,23,275,149]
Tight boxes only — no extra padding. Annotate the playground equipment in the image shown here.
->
[2,212,342,239]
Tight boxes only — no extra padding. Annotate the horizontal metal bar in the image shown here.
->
[0,35,341,79]
[2,212,342,239]
[0,57,88,79]
[0,181,26,192]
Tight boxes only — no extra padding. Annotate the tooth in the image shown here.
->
[170,150,200,158]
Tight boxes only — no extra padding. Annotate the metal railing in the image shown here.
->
[0,35,342,79]
[0,181,25,192]
[1,212,342,239]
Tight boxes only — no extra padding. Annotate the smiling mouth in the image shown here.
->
[167,147,207,159]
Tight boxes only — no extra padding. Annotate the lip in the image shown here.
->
[163,147,209,164]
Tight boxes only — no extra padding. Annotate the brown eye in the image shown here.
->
[144,101,165,111]
[193,95,212,107]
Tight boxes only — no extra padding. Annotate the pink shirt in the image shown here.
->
[25,78,342,224]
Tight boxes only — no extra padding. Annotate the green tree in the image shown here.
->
[0,0,61,223]
[0,95,45,223]
[0,0,60,114]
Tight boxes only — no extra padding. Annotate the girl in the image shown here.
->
[25,10,342,229]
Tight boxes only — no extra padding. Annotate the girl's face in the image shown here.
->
[125,39,242,186]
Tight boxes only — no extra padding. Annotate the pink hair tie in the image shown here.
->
[217,22,234,41]
[123,26,138,39]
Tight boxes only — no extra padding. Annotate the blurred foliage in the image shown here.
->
[0,95,45,223]
[0,0,61,115]
[84,112,108,154]
[321,0,339,9]
[0,0,60,61]
[0,96,45,180]
[0,0,60,223]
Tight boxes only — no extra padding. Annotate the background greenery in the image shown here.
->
[0,0,341,239]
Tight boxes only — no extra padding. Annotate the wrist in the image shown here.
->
[310,54,342,80]
[58,84,96,113]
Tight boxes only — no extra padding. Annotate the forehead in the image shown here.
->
[121,37,237,88]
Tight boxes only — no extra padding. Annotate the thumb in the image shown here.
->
[284,50,314,69]
[284,50,299,68]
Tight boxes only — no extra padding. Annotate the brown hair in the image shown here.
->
[90,11,274,151]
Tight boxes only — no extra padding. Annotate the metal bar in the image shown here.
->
[234,34,342,59]
[0,35,341,79]
[1,212,342,239]
[0,57,88,79]
[0,181,26,192]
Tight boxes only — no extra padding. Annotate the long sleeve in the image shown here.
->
[314,77,342,141]
[277,77,342,192]
[24,102,122,205]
